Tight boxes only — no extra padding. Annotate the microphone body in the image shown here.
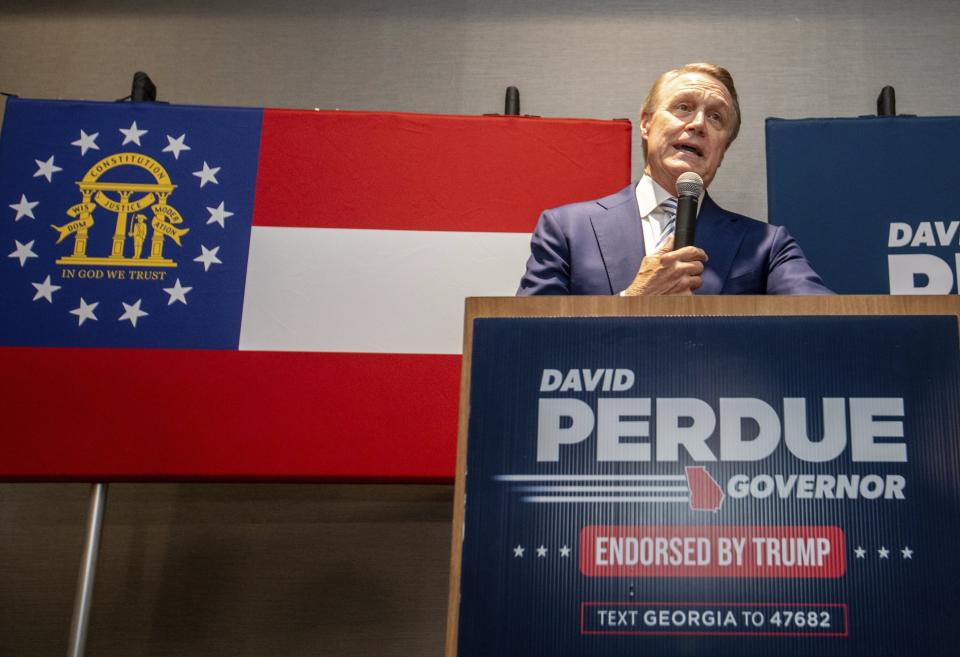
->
[673,172,704,249]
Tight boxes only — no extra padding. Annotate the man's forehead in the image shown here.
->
[659,72,732,105]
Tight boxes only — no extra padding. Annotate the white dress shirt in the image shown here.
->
[634,174,707,257]
[634,175,679,257]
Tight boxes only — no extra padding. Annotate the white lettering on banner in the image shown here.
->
[784,397,846,462]
[535,397,907,463]
[750,537,831,567]
[887,221,960,294]
[888,254,957,294]
[595,536,711,566]
[597,398,650,461]
[727,473,906,499]
[656,398,717,462]
[719,398,782,461]
[539,368,634,392]
[536,399,594,462]
[888,221,960,248]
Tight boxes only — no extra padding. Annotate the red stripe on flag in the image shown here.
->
[1,348,459,482]
[253,109,631,232]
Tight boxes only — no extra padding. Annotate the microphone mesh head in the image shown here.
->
[676,172,704,198]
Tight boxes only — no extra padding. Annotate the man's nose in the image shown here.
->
[686,109,706,133]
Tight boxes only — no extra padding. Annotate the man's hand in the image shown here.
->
[622,236,708,296]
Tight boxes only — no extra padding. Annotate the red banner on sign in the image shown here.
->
[579,525,846,579]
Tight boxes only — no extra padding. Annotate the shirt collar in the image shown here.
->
[635,175,674,217]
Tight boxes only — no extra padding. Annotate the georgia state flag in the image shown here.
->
[0,97,630,480]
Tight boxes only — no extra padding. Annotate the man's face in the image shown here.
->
[640,72,734,192]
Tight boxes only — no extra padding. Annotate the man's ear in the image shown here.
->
[639,112,650,140]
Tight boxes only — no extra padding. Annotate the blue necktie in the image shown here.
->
[654,197,678,251]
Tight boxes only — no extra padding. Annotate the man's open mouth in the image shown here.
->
[675,144,703,157]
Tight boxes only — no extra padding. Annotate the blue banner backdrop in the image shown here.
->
[457,315,960,657]
[766,116,960,295]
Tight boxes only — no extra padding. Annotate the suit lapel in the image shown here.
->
[590,185,644,294]
[696,193,745,294]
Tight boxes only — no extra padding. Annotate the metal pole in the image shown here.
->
[67,483,108,657]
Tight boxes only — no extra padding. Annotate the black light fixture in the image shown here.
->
[130,71,157,102]
[876,86,896,116]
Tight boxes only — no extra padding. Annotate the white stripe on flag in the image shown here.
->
[239,226,532,354]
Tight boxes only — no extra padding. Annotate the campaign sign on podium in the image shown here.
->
[447,297,960,657]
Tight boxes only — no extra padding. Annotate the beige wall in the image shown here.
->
[3,0,959,219]
[2,1,959,654]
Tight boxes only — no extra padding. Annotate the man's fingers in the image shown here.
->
[683,260,705,275]
[627,243,707,296]
[674,246,708,261]
[659,245,707,265]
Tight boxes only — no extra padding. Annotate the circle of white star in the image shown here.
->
[206,201,234,228]
[8,239,38,267]
[119,121,148,146]
[118,299,149,327]
[878,546,890,559]
[163,278,193,305]
[559,545,572,558]
[536,545,548,558]
[194,244,222,271]
[513,545,525,558]
[901,546,914,559]
[9,194,39,221]
[71,130,100,156]
[33,156,63,183]
[70,298,99,326]
[854,546,866,559]
[193,161,221,188]
[163,133,191,159]
[32,275,61,303]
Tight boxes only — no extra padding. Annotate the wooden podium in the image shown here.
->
[447,295,960,657]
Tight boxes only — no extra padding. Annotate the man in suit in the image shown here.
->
[517,62,831,296]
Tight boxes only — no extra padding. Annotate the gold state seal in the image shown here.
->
[51,152,189,268]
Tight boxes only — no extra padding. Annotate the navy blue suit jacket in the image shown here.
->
[517,183,831,295]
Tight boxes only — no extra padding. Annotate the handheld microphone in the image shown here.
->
[674,172,704,249]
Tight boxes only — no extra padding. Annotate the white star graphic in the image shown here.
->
[119,121,148,146]
[559,545,571,558]
[206,201,234,228]
[118,299,149,327]
[163,133,191,160]
[9,194,38,221]
[33,156,63,183]
[32,275,61,303]
[854,546,866,559]
[70,298,99,326]
[194,244,222,271]
[513,545,525,558]
[163,278,192,305]
[71,130,100,156]
[901,546,914,559]
[878,546,890,559]
[193,161,221,188]
[536,545,548,558]
[8,239,38,267]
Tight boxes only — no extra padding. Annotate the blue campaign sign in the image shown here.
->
[0,98,262,349]
[766,116,960,295]
[456,315,960,657]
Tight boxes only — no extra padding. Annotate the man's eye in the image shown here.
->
[676,103,690,112]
